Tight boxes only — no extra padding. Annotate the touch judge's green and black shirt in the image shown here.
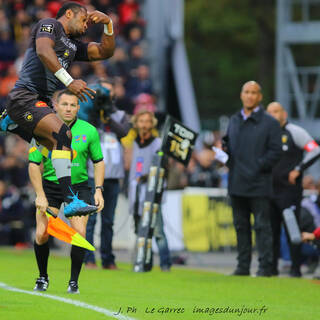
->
[29,118,103,184]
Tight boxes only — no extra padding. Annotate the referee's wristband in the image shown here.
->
[104,20,113,36]
[95,186,104,191]
[54,68,74,87]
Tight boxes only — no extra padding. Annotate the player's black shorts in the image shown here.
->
[42,179,93,209]
[6,88,55,134]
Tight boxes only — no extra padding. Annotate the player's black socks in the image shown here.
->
[70,245,85,282]
[34,241,49,278]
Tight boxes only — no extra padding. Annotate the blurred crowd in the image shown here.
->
[1,1,320,279]
[0,0,227,248]
[0,0,153,114]
[0,0,156,246]
[167,131,227,190]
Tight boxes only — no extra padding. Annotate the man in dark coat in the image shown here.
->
[224,81,282,277]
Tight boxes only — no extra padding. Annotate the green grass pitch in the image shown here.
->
[0,248,319,320]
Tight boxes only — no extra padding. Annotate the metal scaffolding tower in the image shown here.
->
[141,0,201,133]
[276,0,320,136]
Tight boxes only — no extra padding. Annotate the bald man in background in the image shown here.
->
[267,102,320,277]
[223,81,282,277]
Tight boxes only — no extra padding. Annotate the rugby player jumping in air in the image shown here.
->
[1,1,114,218]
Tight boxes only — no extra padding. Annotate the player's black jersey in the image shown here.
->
[15,18,89,99]
[272,122,312,193]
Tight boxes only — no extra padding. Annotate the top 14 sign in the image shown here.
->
[161,117,198,166]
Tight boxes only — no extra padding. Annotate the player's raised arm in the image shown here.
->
[87,11,115,61]
[36,37,63,74]
[36,37,95,102]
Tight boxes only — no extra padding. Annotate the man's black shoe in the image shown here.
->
[34,276,49,291]
[289,269,302,278]
[161,265,171,272]
[67,280,79,294]
[256,270,272,277]
[306,256,319,274]
[231,269,250,276]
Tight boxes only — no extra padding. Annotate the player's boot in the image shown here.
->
[0,109,18,132]
[67,280,79,294]
[64,191,97,218]
[34,276,49,291]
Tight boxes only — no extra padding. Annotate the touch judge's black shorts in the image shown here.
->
[42,179,92,209]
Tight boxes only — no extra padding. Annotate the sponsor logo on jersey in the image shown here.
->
[64,49,70,57]
[29,147,37,153]
[24,112,33,122]
[73,135,87,143]
[40,24,54,34]
[35,101,48,108]
[60,36,77,51]
[282,134,288,144]
[135,157,144,177]
[58,57,69,69]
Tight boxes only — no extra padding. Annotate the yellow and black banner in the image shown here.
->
[182,194,255,251]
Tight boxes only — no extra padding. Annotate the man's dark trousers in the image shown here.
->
[231,196,273,273]
[270,192,302,275]
[85,179,119,266]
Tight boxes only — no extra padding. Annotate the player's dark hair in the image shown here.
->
[56,2,86,19]
[56,89,78,102]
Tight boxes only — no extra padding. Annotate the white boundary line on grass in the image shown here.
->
[0,282,137,320]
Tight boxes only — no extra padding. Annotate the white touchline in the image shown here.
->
[0,282,137,320]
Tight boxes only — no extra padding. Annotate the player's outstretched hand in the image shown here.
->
[88,10,111,25]
[68,79,96,103]
[36,195,49,215]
